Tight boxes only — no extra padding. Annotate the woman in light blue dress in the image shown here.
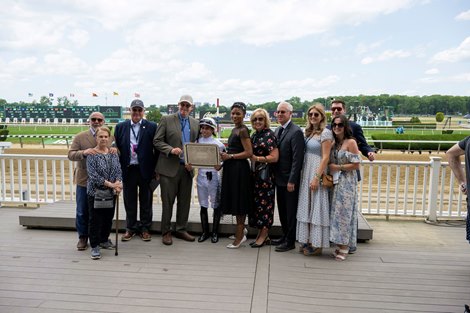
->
[328,115,361,261]
[296,104,333,256]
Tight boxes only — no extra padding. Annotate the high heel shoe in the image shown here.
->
[226,235,247,249]
[251,237,271,248]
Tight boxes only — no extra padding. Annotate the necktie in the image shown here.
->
[278,127,284,139]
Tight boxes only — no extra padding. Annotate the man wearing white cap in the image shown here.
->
[153,95,199,245]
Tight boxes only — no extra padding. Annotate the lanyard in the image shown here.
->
[131,123,140,142]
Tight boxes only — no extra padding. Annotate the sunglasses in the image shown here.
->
[333,123,344,128]
[179,102,192,108]
[253,117,264,122]
[90,118,103,122]
[308,112,320,118]
[132,107,143,112]
[276,110,287,114]
[331,107,343,112]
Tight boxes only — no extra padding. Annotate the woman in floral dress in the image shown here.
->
[249,108,279,248]
[328,114,361,261]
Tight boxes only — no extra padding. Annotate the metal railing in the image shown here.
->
[0,154,466,221]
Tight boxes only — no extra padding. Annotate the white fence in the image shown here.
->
[0,154,466,221]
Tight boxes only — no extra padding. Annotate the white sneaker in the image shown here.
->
[228,228,248,240]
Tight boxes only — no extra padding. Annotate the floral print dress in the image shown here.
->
[329,149,361,247]
[249,128,277,229]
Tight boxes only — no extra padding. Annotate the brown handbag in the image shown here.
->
[321,173,334,188]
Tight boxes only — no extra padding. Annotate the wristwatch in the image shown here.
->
[230,154,234,159]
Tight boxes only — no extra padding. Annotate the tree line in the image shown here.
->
[2,94,470,116]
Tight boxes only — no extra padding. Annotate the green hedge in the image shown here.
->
[0,129,9,141]
[391,121,437,129]
[371,133,466,150]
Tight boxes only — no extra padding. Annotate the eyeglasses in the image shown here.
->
[90,118,103,122]
[276,110,288,114]
[253,117,264,122]
[132,107,143,112]
[331,107,343,112]
[332,123,344,128]
[179,102,191,108]
[308,112,320,118]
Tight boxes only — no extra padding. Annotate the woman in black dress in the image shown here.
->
[220,102,253,249]
[249,108,279,248]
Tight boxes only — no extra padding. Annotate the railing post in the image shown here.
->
[427,156,441,222]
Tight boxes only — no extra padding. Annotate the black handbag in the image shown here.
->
[94,188,114,209]
[256,163,271,183]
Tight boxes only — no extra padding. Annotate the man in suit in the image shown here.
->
[330,99,375,254]
[153,94,199,245]
[273,101,305,252]
[114,99,158,242]
[68,112,107,250]
[330,99,375,161]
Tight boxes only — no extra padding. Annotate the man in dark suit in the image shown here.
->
[114,99,158,242]
[330,99,375,254]
[330,99,375,161]
[153,95,200,245]
[273,101,305,252]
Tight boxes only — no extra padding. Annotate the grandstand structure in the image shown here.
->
[0,105,123,124]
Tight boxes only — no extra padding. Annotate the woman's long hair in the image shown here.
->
[331,114,354,144]
[304,103,326,138]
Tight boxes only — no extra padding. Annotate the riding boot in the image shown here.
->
[211,209,221,243]
[198,207,210,242]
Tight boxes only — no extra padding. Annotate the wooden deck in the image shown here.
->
[1,207,469,312]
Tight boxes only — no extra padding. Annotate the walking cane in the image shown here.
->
[115,193,119,256]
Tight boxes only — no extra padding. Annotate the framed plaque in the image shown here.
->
[184,143,221,167]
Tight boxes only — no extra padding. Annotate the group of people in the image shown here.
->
[68,95,375,261]
[217,100,374,261]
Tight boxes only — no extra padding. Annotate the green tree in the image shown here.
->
[57,96,74,106]
[435,112,445,122]
[146,107,162,123]
[39,96,52,106]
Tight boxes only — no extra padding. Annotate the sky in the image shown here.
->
[0,0,469,108]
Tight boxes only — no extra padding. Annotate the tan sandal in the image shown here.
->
[335,249,349,261]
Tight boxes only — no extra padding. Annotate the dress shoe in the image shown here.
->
[275,242,295,252]
[251,237,271,248]
[121,231,135,241]
[198,232,210,242]
[271,237,285,246]
[174,231,195,242]
[226,235,247,249]
[210,232,219,243]
[76,237,88,251]
[162,232,173,245]
[140,231,152,241]
[229,228,248,240]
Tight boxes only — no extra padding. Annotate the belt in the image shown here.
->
[128,164,139,168]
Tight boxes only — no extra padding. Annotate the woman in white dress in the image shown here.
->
[296,104,333,256]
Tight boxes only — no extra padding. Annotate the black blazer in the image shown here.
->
[349,121,373,157]
[114,119,158,181]
[327,121,373,158]
[274,121,305,187]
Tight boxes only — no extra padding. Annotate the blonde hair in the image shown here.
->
[96,126,111,137]
[250,108,270,129]
[305,103,326,137]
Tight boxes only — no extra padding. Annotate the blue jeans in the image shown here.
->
[76,185,89,238]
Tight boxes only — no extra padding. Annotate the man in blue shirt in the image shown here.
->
[153,95,200,245]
